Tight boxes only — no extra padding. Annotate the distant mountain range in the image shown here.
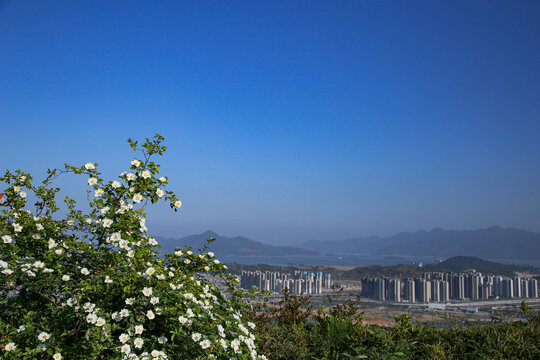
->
[156,227,540,264]
[156,231,320,257]
[299,226,540,262]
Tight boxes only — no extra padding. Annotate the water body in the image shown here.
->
[220,254,540,268]
[220,254,438,267]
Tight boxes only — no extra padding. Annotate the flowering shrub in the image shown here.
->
[0,135,265,360]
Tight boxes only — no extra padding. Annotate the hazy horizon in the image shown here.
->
[150,225,540,247]
[2,1,540,246]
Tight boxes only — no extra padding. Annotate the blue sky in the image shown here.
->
[1,1,540,245]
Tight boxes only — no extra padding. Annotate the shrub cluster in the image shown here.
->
[1,135,265,360]
[246,291,540,360]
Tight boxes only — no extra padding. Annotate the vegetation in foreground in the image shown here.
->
[246,291,540,360]
[1,135,264,359]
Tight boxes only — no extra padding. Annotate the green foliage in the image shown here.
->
[1,135,266,359]
[246,291,540,360]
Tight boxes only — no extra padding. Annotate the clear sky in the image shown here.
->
[1,1,540,245]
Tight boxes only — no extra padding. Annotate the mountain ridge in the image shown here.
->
[299,226,540,262]
[156,231,321,257]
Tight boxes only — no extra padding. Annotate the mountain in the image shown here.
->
[338,256,538,279]
[299,227,540,262]
[156,231,321,257]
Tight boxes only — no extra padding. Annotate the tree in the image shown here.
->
[1,134,266,360]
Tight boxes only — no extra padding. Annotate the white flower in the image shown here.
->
[145,267,155,276]
[134,337,144,349]
[150,296,159,305]
[95,317,106,326]
[119,333,130,343]
[14,186,21,192]
[134,325,144,334]
[85,218,92,224]
[85,163,95,170]
[88,177,98,185]
[12,223,22,232]
[141,170,151,179]
[17,325,25,333]
[186,308,195,318]
[159,176,167,182]
[86,313,97,324]
[62,275,70,281]
[132,193,143,203]
[2,269,13,275]
[83,302,95,312]
[131,159,141,168]
[174,200,182,208]
[175,250,183,256]
[125,298,134,305]
[67,298,77,306]
[48,239,56,248]
[149,237,158,246]
[100,206,110,214]
[156,188,164,197]
[5,342,16,351]
[55,248,63,255]
[119,309,129,317]
[220,338,228,349]
[19,191,27,198]
[126,172,136,181]
[102,219,113,228]
[146,310,155,320]
[158,336,168,344]
[111,181,121,188]
[200,339,211,349]
[192,333,202,342]
[142,287,153,296]
[38,332,51,342]
[104,275,113,283]
[81,268,90,275]
[121,344,131,355]
[248,322,256,329]
[36,223,44,230]
[178,316,188,324]
[53,353,62,360]
[2,235,12,243]
[184,259,191,264]
[33,261,44,268]
[94,188,104,197]
[208,252,214,257]
[214,259,220,264]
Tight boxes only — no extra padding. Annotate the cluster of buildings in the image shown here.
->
[361,272,539,303]
[240,270,332,294]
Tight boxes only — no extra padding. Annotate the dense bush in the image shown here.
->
[0,135,265,360]
[247,292,540,360]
